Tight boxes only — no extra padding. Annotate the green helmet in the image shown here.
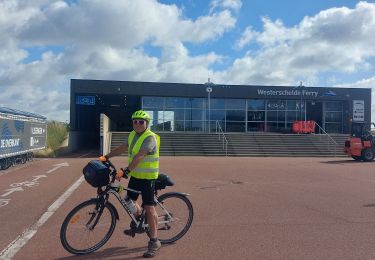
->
[132,110,151,121]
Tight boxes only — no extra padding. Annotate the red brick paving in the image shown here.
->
[2,156,375,259]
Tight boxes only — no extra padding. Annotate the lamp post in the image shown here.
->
[205,78,213,133]
[299,81,304,121]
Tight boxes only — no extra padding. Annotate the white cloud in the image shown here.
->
[228,1,375,85]
[210,0,242,13]
[234,26,258,50]
[0,0,237,121]
[1,0,375,122]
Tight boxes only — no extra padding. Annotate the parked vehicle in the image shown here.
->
[344,122,375,162]
[0,107,47,170]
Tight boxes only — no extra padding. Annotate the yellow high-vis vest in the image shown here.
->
[128,129,160,180]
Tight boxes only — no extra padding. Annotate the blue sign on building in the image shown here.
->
[76,96,95,105]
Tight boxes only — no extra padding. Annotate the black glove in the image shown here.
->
[123,167,131,178]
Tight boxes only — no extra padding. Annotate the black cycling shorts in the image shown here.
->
[127,176,156,206]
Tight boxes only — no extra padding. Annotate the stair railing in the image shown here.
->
[315,123,338,156]
[215,120,228,156]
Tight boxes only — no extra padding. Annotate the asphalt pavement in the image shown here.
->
[1,155,375,259]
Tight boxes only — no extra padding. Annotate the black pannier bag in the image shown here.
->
[155,173,175,190]
[83,160,110,187]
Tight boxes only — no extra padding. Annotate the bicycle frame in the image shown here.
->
[94,160,186,232]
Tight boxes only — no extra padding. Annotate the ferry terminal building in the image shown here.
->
[70,79,371,150]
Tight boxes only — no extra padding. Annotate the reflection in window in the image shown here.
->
[210,99,225,109]
[209,110,225,121]
[248,111,265,121]
[325,112,342,122]
[226,110,245,121]
[248,100,265,110]
[267,111,286,122]
[248,122,264,132]
[186,98,206,109]
[143,97,164,108]
[165,97,185,108]
[226,99,246,109]
[325,101,343,111]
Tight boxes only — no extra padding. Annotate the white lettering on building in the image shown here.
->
[257,89,318,98]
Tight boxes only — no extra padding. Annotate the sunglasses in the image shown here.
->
[133,120,146,125]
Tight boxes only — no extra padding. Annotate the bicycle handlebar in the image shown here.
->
[101,159,129,181]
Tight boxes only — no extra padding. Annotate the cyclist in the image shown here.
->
[100,110,161,258]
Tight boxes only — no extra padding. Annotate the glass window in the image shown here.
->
[287,100,297,110]
[187,109,205,121]
[226,110,245,121]
[325,112,342,122]
[267,111,278,121]
[174,121,185,131]
[267,100,286,110]
[287,111,298,122]
[325,123,342,133]
[325,101,343,111]
[187,121,205,131]
[210,99,225,109]
[226,99,246,109]
[165,97,185,108]
[248,122,265,132]
[226,121,245,132]
[248,100,265,110]
[210,110,225,121]
[143,97,164,108]
[185,98,206,109]
[248,111,265,121]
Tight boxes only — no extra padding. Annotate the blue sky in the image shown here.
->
[1,0,375,121]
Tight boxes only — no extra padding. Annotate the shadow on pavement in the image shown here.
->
[55,246,147,260]
[320,159,367,164]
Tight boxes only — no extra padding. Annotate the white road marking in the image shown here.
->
[0,176,85,259]
[1,187,24,197]
[46,162,69,174]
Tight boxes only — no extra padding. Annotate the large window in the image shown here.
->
[247,99,265,132]
[324,101,343,133]
[143,96,246,132]
[142,96,342,133]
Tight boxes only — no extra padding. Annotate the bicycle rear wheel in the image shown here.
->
[60,199,117,255]
[154,193,193,244]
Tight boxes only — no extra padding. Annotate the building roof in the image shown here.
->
[0,106,47,120]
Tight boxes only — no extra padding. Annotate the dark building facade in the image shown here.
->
[70,79,371,149]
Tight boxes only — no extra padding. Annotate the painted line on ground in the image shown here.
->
[0,153,92,259]
[0,175,85,260]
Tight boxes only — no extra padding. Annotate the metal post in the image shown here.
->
[205,79,213,133]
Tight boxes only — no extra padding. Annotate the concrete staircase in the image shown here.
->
[110,132,349,157]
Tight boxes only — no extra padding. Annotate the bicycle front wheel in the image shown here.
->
[154,193,194,244]
[60,199,117,255]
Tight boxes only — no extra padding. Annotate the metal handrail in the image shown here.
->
[215,121,228,156]
[315,123,338,156]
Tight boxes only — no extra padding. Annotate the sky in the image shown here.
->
[1,0,375,122]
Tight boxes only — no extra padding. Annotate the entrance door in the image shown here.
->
[306,101,322,132]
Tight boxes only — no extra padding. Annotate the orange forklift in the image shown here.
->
[344,122,375,161]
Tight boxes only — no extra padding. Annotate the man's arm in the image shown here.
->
[127,149,148,171]
[105,143,128,158]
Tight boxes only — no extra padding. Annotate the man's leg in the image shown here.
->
[145,205,158,238]
[143,205,161,258]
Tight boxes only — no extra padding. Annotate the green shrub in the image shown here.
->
[47,121,68,151]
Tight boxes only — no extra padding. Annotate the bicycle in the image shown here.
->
[60,159,194,255]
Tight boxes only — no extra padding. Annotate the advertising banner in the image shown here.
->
[0,119,47,158]
[353,100,364,122]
